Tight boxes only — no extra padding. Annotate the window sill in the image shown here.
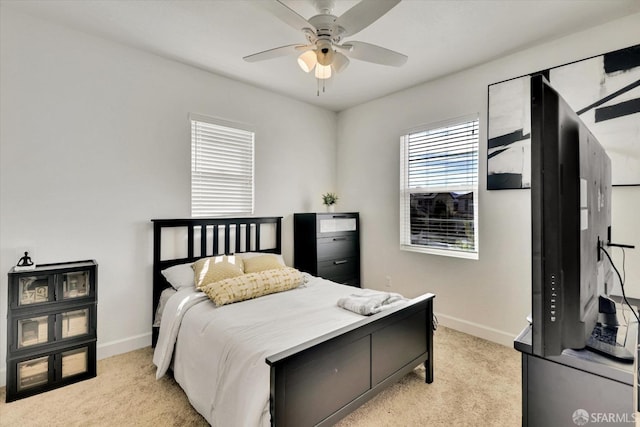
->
[400,244,478,260]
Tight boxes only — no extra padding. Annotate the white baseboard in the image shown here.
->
[0,333,152,388]
[97,332,152,360]
[435,312,517,348]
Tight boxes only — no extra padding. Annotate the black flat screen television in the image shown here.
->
[530,74,613,357]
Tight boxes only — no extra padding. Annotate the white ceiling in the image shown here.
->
[4,0,640,112]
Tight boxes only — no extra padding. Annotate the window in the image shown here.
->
[191,114,254,217]
[400,115,479,259]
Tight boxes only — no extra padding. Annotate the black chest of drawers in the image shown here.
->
[293,212,360,287]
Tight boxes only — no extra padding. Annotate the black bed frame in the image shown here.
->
[151,217,434,427]
[151,216,282,346]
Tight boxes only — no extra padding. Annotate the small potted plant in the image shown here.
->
[322,192,338,212]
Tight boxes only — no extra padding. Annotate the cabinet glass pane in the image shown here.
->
[62,271,90,300]
[17,356,49,391]
[17,316,49,348]
[61,348,88,378]
[319,218,357,233]
[18,276,50,306]
[61,309,89,339]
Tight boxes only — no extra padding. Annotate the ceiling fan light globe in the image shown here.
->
[297,50,317,73]
[315,63,332,80]
[331,52,349,73]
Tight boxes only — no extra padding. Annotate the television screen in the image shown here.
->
[530,74,612,357]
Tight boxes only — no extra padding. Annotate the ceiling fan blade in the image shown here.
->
[344,41,408,67]
[243,44,304,62]
[334,0,401,37]
[261,0,316,32]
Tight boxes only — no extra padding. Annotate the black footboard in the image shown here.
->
[267,293,435,427]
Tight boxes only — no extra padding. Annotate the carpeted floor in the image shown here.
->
[0,326,520,426]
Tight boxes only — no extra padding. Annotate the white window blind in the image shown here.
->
[191,116,254,217]
[400,116,479,259]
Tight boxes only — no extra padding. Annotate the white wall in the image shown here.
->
[0,8,337,386]
[336,13,640,346]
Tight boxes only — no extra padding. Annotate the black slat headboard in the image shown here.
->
[150,216,282,346]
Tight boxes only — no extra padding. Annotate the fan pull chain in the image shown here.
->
[316,78,327,96]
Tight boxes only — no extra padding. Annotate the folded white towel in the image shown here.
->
[337,289,407,316]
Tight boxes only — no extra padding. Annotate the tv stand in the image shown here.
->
[587,325,634,362]
[585,297,635,361]
[514,323,637,426]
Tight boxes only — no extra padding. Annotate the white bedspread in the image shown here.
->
[153,274,370,427]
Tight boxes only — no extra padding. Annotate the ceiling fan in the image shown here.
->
[243,0,408,93]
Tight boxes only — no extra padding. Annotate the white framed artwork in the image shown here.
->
[487,44,640,189]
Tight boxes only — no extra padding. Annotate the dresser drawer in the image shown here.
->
[316,214,358,237]
[317,257,358,280]
[317,236,358,261]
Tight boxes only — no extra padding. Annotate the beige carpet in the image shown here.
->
[0,326,520,426]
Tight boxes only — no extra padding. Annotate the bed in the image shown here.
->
[151,216,435,426]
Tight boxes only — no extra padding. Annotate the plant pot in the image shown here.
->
[326,205,335,213]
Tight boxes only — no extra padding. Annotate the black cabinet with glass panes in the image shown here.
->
[6,260,97,402]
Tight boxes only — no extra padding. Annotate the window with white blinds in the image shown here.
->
[191,115,254,217]
[400,115,479,259]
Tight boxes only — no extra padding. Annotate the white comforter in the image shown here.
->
[153,274,368,427]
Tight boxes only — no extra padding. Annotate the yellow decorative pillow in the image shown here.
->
[202,267,303,306]
[243,254,285,273]
[192,256,244,289]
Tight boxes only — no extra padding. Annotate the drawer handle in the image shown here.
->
[333,237,347,241]
[333,260,348,265]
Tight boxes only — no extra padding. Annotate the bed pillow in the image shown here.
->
[201,267,303,306]
[192,255,245,289]
[161,262,195,290]
[237,252,286,266]
[243,254,285,273]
